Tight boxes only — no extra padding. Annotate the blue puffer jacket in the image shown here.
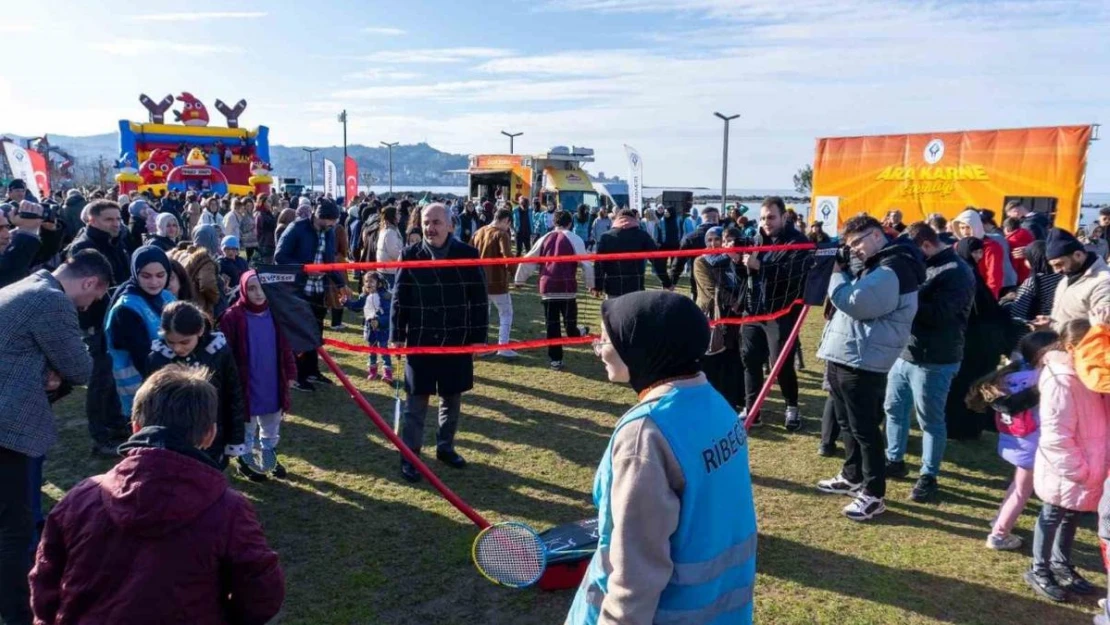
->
[817,239,925,373]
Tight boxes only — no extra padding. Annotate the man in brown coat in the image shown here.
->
[471,208,518,358]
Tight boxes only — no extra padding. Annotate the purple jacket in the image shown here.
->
[996,369,1040,470]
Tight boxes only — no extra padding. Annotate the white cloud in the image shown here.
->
[126,12,267,22]
[91,40,242,56]
[359,47,513,64]
[332,77,628,103]
[343,69,423,81]
[362,27,407,35]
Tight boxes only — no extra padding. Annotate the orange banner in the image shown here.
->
[811,125,1092,231]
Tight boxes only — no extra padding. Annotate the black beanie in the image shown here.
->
[315,198,341,220]
[1045,228,1083,260]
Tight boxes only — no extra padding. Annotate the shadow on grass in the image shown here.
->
[758,533,1094,625]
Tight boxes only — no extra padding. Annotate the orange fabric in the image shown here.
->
[1076,325,1110,393]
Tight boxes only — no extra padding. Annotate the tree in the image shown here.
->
[793,164,813,195]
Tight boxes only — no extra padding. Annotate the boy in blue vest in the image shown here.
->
[514,210,595,371]
[566,290,757,625]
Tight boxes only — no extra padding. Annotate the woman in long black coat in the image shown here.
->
[946,237,1007,440]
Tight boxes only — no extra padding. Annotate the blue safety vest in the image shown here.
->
[566,382,757,625]
[104,290,174,417]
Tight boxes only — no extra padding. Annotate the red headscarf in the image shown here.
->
[236,269,268,314]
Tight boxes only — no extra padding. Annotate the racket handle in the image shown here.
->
[393,397,401,433]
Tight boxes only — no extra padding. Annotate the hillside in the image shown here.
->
[1,132,468,187]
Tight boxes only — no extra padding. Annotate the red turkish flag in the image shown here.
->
[344,156,358,203]
[27,149,50,198]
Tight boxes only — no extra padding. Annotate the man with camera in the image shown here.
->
[816,215,925,521]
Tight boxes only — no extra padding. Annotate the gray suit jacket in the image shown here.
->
[0,270,92,457]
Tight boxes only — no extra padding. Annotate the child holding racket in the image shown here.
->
[220,270,298,482]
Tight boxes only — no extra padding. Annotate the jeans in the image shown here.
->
[366,328,393,368]
[884,358,960,477]
[401,393,462,459]
[84,332,125,445]
[742,309,801,413]
[0,447,32,625]
[296,292,328,383]
[489,293,514,347]
[542,299,582,362]
[828,362,888,498]
[1032,503,1082,575]
[245,412,283,451]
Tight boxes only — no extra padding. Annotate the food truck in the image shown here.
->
[467,146,601,211]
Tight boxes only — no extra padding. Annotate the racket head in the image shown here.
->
[472,522,546,588]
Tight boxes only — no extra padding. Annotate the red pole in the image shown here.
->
[743,305,810,431]
[317,347,492,529]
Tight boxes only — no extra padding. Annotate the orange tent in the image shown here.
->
[811,125,1094,231]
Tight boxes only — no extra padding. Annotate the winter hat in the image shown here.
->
[1045,228,1083,260]
[315,198,341,220]
[221,235,241,249]
[129,198,150,219]
[298,196,312,209]
[117,194,130,205]
[7,179,26,191]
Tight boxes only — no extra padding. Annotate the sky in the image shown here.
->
[1,0,1108,190]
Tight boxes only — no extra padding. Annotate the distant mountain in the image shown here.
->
[0,132,469,187]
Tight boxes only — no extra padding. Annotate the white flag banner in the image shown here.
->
[624,144,643,211]
[814,196,840,236]
[3,142,38,197]
[323,158,338,198]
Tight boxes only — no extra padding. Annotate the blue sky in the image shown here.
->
[2,0,1108,191]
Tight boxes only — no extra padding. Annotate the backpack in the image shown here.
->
[991,377,1039,438]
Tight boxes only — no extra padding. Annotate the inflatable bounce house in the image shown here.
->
[115,92,273,197]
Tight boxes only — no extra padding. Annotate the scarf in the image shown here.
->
[107,245,173,314]
[235,269,268,314]
[600,290,709,394]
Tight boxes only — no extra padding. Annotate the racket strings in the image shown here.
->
[474,523,545,587]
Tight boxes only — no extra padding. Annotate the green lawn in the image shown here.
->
[44,277,1106,625]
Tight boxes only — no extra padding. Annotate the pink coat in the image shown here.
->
[1034,351,1110,512]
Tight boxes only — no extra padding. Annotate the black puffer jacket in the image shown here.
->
[146,332,245,467]
[747,223,810,316]
[901,246,976,365]
[67,225,131,333]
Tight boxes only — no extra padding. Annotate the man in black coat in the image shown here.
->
[390,203,489,483]
[66,199,132,456]
[1005,200,1049,241]
[593,208,672,298]
[883,222,974,501]
[742,197,810,430]
[669,206,720,297]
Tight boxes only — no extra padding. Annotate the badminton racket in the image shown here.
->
[472,521,595,588]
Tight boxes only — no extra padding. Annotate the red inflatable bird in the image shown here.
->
[139,149,175,185]
[173,92,210,127]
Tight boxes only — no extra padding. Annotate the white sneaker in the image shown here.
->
[497,350,520,359]
[985,533,1023,551]
[817,473,863,496]
[843,492,886,521]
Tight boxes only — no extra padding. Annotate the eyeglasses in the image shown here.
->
[591,338,611,356]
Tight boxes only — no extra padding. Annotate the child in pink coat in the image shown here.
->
[1025,319,1108,603]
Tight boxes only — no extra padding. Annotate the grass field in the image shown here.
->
[44,277,1107,625]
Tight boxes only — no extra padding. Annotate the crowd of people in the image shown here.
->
[4,170,1110,623]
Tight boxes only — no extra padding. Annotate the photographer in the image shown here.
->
[0,203,42,289]
[815,215,924,521]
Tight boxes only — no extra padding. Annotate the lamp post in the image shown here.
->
[302,147,319,193]
[380,141,399,194]
[713,112,740,212]
[338,110,348,197]
[501,130,522,154]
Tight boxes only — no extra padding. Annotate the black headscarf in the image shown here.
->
[600,291,709,394]
[1023,240,1050,276]
[107,245,173,314]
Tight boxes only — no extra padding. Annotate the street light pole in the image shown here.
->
[380,141,399,194]
[302,147,319,193]
[713,112,740,213]
[501,130,522,154]
[338,110,348,196]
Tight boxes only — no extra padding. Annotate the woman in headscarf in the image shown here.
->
[945,237,1008,440]
[693,226,744,410]
[567,290,756,625]
[127,199,151,251]
[169,224,225,320]
[149,212,181,252]
[104,246,176,417]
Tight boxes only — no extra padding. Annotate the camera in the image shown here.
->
[835,245,852,267]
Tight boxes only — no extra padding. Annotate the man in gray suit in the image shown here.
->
[0,250,112,625]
